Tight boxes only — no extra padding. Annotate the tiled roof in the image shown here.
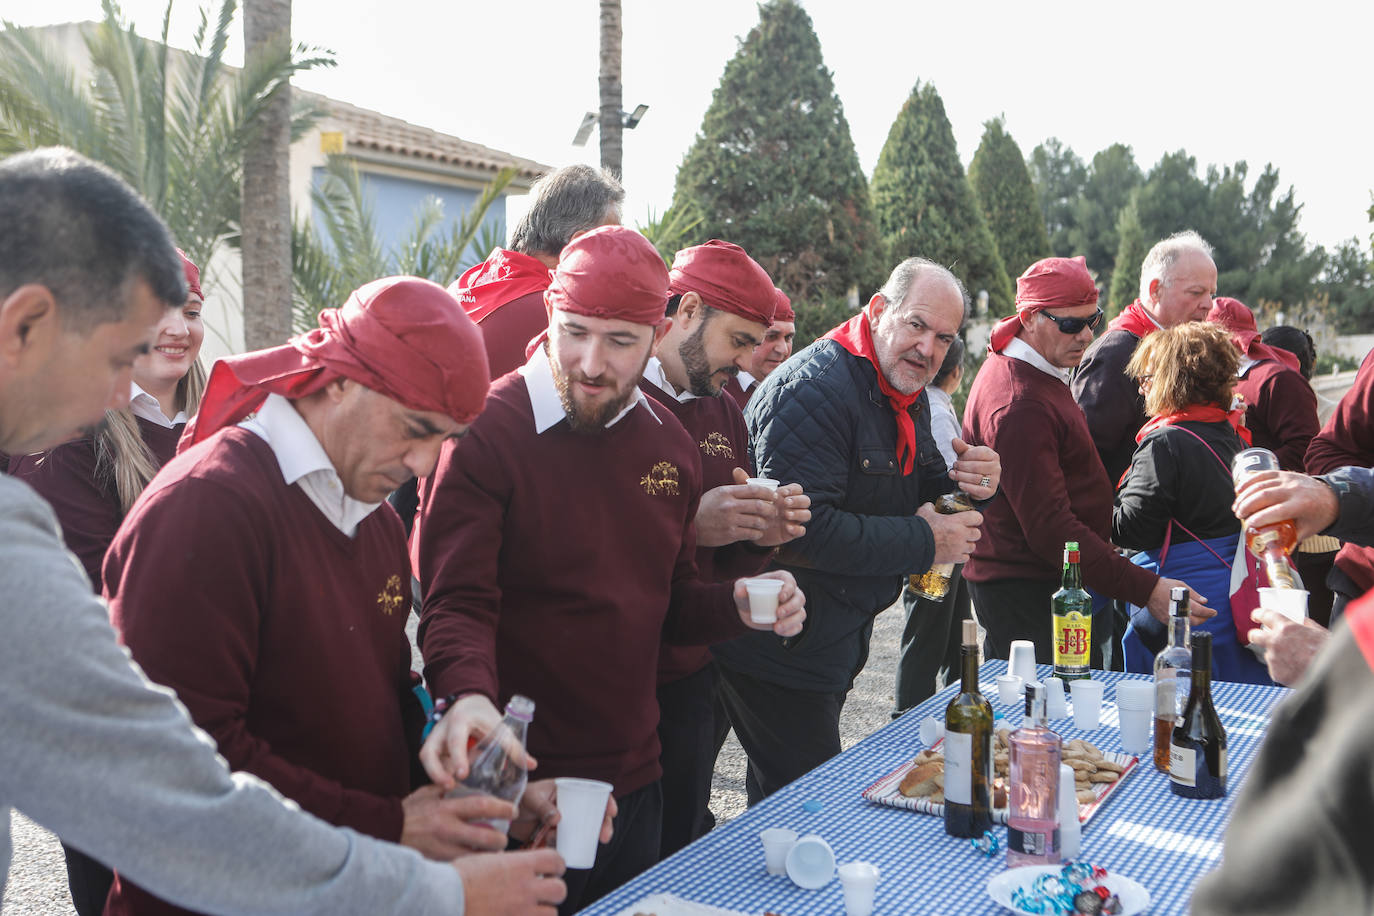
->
[305,92,550,182]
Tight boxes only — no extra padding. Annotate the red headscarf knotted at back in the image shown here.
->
[668,240,776,326]
[180,276,489,450]
[989,256,1098,353]
[1206,297,1301,373]
[544,225,670,325]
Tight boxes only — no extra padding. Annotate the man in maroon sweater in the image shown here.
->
[1208,297,1318,471]
[415,226,806,914]
[104,277,570,915]
[1072,230,1218,485]
[964,257,1209,664]
[723,288,795,410]
[452,164,624,380]
[640,243,811,857]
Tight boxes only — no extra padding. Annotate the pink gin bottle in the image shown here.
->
[1007,682,1062,866]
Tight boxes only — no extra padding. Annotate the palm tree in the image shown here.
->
[598,0,622,176]
[291,155,515,330]
[241,0,293,348]
[0,0,331,279]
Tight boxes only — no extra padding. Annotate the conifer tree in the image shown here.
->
[968,117,1050,278]
[1108,197,1147,314]
[870,81,1013,315]
[671,0,880,302]
[1028,138,1086,258]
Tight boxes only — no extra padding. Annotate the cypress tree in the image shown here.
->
[870,81,1014,315]
[670,0,880,302]
[968,117,1050,277]
[1108,196,1147,315]
[1028,138,1087,258]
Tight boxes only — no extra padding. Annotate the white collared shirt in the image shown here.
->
[239,394,382,537]
[643,356,698,404]
[129,381,188,429]
[1003,336,1074,385]
[737,371,760,393]
[517,345,658,434]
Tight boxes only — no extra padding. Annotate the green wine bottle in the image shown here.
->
[944,618,993,837]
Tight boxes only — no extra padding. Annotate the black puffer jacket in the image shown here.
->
[712,339,956,692]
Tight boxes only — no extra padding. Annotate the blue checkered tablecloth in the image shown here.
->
[578,661,1289,915]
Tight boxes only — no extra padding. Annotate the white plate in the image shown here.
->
[987,865,1150,916]
[612,893,757,916]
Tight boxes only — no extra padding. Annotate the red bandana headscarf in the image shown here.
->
[180,276,489,450]
[772,287,795,323]
[989,255,1098,353]
[448,248,552,324]
[176,248,202,301]
[824,313,922,475]
[544,225,670,325]
[668,240,776,325]
[1206,297,1301,374]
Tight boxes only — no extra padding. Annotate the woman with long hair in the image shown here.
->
[9,249,205,915]
[1113,321,1272,684]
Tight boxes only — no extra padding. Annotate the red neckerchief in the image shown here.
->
[1107,300,1159,338]
[824,313,922,474]
[451,249,552,324]
[1135,404,1252,445]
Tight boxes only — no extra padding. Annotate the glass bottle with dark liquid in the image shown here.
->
[1152,587,1191,771]
[1170,632,1228,799]
[944,619,993,837]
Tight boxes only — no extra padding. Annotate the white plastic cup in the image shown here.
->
[553,778,612,869]
[919,716,944,747]
[1117,705,1152,756]
[784,833,836,889]
[1058,764,1081,859]
[743,577,784,624]
[995,673,1023,707]
[1043,677,1068,718]
[1114,681,1154,710]
[837,861,880,916]
[1259,587,1310,623]
[746,476,781,492]
[1008,640,1038,686]
[1069,679,1104,730]
[759,827,797,876]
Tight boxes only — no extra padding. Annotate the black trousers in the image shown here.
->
[559,780,662,916]
[969,577,1110,669]
[62,843,112,916]
[655,663,725,859]
[894,568,971,716]
[713,664,846,806]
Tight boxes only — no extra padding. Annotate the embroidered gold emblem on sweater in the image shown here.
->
[699,432,734,459]
[640,460,681,496]
[377,574,405,615]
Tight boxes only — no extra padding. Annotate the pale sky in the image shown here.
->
[6,0,1373,255]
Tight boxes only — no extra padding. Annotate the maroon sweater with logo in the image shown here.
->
[963,351,1157,605]
[103,429,416,916]
[11,419,181,591]
[640,379,763,682]
[415,373,741,797]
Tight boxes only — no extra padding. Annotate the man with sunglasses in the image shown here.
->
[963,257,1201,664]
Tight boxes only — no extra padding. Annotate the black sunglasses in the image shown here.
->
[1040,308,1104,334]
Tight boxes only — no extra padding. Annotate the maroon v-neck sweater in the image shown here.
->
[104,429,416,847]
[415,373,741,797]
[12,418,181,591]
[640,379,762,682]
[963,352,1156,605]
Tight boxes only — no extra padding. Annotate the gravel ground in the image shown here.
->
[2,602,905,914]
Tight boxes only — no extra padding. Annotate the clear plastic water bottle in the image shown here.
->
[445,694,533,833]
